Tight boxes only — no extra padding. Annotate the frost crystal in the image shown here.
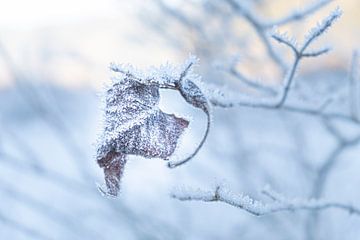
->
[303,7,342,49]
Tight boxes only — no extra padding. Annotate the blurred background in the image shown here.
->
[0,0,360,239]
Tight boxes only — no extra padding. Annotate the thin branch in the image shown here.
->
[0,213,51,240]
[262,186,360,214]
[0,183,102,239]
[229,65,277,96]
[301,7,342,52]
[215,56,277,95]
[172,185,360,216]
[204,7,347,123]
[349,50,360,121]
[226,0,333,71]
[322,116,347,143]
[271,31,299,55]
[265,0,333,27]
[155,0,208,40]
[168,57,211,168]
[0,41,93,183]
[168,110,211,168]
[302,47,331,58]
[305,50,360,236]
[226,0,286,70]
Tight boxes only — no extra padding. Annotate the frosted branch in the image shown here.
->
[206,84,357,124]
[172,185,360,216]
[302,7,342,52]
[262,186,360,215]
[271,30,299,54]
[205,7,344,117]
[226,0,332,71]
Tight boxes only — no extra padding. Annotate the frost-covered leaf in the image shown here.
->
[97,151,126,197]
[96,73,189,197]
[179,79,209,114]
[97,55,214,194]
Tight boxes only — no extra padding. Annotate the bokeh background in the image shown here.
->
[0,0,360,239]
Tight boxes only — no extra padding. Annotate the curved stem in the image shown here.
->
[168,109,211,168]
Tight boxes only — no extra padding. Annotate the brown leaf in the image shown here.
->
[98,151,126,197]
[96,74,188,197]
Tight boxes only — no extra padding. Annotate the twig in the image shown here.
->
[349,51,360,121]
[205,8,345,120]
[265,0,333,27]
[172,185,360,216]
[226,0,286,69]
[0,213,51,240]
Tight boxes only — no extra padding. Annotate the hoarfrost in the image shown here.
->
[96,70,189,197]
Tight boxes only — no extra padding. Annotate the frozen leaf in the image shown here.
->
[179,79,209,114]
[97,151,126,197]
[96,73,189,197]
[97,56,213,195]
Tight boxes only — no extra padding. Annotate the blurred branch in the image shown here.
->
[155,0,208,41]
[225,0,286,70]
[0,150,182,240]
[265,0,333,27]
[1,126,43,171]
[304,50,360,240]
[280,116,314,173]
[349,50,360,121]
[0,41,92,183]
[215,55,277,95]
[0,213,51,240]
[305,131,360,239]
[0,150,91,195]
[0,182,103,239]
